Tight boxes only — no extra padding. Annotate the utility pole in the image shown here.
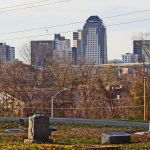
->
[144,77,146,121]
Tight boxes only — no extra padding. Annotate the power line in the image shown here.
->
[0,0,71,13]
[0,85,150,100]
[1,17,150,41]
[28,95,150,103]
[0,0,58,10]
[0,21,85,36]
[0,8,150,36]
[103,9,150,20]
[0,105,144,109]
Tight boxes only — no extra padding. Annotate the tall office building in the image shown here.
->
[65,39,71,48]
[82,16,107,64]
[10,47,15,61]
[31,41,55,67]
[72,47,77,65]
[55,34,60,40]
[54,34,71,59]
[73,30,82,61]
[133,40,150,62]
[0,43,15,63]
[54,40,68,58]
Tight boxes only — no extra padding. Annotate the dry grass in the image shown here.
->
[0,121,150,149]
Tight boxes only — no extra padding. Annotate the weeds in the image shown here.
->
[0,121,150,149]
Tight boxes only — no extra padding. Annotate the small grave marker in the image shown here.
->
[19,119,24,128]
[102,132,130,144]
[24,114,53,143]
[49,126,57,137]
[148,121,150,136]
[5,129,25,133]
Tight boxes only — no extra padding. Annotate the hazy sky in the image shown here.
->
[1,0,150,61]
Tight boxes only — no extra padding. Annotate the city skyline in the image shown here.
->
[0,0,150,62]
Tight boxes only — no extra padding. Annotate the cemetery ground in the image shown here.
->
[0,121,150,149]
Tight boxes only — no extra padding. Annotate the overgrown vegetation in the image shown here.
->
[0,121,150,149]
[0,53,150,120]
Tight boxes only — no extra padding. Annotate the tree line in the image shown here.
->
[0,56,149,120]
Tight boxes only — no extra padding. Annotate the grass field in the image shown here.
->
[0,121,150,149]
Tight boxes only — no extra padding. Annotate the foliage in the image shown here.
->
[1,47,150,120]
[102,65,118,87]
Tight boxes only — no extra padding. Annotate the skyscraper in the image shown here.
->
[72,47,77,65]
[73,30,82,61]
[0,43,15,63]
[10,47,15,61]
[82,16,107,64]
[54,34,71,59]
[133,40,150,62]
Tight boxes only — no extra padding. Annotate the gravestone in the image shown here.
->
[102,132,130,144]
[5,129,25,133]
[148,121,150,136]
[49,126,57,137]
[24,114,53,143]
[19,119,24,128]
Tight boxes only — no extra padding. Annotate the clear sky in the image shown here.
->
[0,0,150,61]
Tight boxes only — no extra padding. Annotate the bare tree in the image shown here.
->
[19,43,31,65]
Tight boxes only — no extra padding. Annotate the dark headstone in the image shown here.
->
[24,114,53,143]
[102,132,130,144]
[19,119,24,128]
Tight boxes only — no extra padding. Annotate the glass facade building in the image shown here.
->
[82,16,107,64]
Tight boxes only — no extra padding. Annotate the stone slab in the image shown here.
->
[5,129,25,133]
[102,132,130,144]
[135,132,148,135]
[49,126,57,131]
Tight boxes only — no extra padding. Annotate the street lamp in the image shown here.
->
[37,88,67,118]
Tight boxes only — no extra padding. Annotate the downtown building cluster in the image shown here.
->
[120,40,150,63]
[0,43,15,64]
[31,16,107,67]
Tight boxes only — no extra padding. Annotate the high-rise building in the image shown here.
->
[55,34,60,40]
[31,41,54,67]
[68,47,72,60]
[65,39,71,48]
[72,47,77,65]
[73,30,82,61]
[54,34,71,59]
[6,45,10,61]
[0,43,15,63]
[82,16,107,64]
[54,40,68,58]
[10,47,15,61]
[133,40,150,62]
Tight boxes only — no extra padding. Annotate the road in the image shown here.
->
[0,117,149,127]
